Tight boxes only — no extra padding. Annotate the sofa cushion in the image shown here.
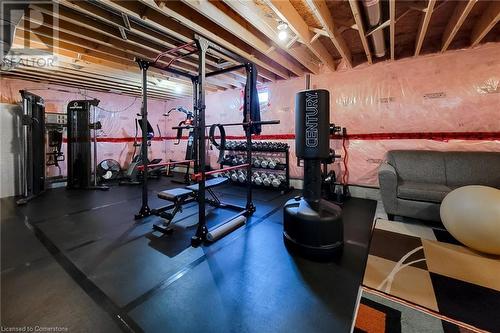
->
[387,150,446,184]
[397,181,451,203]
[445,152,500,188]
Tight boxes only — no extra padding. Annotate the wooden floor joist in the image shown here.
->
[305,0,352,68]
[150,0,289,80]
[11,34,220,94]
[222,0,320,74]
[92,0,274,82]
[51,2,249,85]
[389,0,396,60]
[2,0,497,100]
[470,1,500,47]
[348,0,372,64]
[265,0,337,72]
[180,0,304,77]
[441,0,477,52]
[415,0,437,56]
[17,21,234,92]
[33,4,220,76]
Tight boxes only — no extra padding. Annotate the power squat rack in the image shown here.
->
[134,34,279,246]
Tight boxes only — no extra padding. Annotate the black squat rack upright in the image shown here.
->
[134,34,279,245]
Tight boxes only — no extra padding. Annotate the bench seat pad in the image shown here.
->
[157,188,193,201]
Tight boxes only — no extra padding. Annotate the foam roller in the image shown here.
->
[206,215,246,242]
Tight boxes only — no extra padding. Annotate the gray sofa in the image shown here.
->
[378,150,500,222]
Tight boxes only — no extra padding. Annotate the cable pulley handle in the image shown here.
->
[175,120,185,145]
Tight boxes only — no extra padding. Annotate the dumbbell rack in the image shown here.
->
[220,142,292,192]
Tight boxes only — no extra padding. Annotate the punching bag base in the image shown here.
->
[283,197,343,261]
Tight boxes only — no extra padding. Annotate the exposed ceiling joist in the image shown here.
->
[60,0,257,84]
[180,0,304,77]
[20,19,237,92]
[442,0,477,52]
[57,1,244,87]
[23,14,197,74]
[48,9,192,72]
[470,1,500,47]
[348,0,372,64]
[389,0,395,60]
[154,0,289,80]
[12,30,220,94]
[265,0,337,71]
[305,0,352,68]
[222,0,320,74]
[365,20,390,38]
[12,37,199,95]
[4,0,499,101]
[415,0,436,56]
[135,0,289,80]
[99,0,279,81]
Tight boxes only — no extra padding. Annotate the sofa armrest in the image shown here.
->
[378,163,398,215]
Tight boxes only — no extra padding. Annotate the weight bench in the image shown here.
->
[152,177,229,234]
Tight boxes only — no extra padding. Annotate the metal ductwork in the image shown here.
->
[362,0,386,58]
[1,3,28,59]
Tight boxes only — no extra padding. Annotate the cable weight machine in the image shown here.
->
[66,99,109,191]
[17,91,46,205]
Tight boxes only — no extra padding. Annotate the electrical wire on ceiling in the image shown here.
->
[77,89,139,114]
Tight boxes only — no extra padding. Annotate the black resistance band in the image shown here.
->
[209,124,226,164]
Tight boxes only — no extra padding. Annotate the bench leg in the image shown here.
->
[152,198,187,236]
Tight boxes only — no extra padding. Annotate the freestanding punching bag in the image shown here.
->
[283,89,343,259]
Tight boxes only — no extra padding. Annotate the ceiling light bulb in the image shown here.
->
[277,21,288,31]
[278,30,288,41]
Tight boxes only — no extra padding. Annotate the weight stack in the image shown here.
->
[67,100,92,189]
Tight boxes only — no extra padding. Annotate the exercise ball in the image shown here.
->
[440,185,500,255]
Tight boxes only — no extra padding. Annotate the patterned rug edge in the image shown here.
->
[361,286,489,333]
